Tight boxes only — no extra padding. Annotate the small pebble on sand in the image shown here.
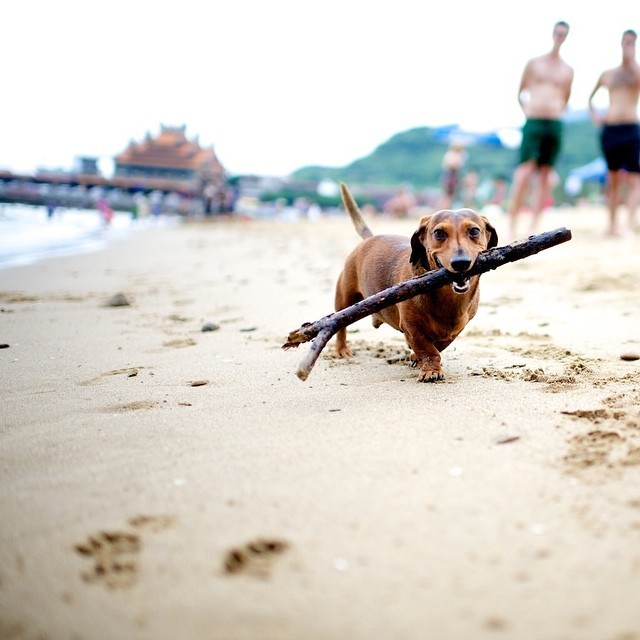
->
[106,292,130,307]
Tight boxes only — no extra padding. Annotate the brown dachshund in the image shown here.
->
[334,183,498,382]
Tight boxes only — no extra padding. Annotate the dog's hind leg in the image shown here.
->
[334,272,363,358]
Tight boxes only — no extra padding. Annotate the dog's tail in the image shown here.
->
[340,182,373,239]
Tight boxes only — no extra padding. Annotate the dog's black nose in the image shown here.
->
[450,255,471,272]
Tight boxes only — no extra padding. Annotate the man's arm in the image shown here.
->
[517,61,533,113]
[588,71,606,125]
[563,68,574,108]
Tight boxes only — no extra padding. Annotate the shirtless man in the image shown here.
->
[507,21,573,239]
[588,29,640,237]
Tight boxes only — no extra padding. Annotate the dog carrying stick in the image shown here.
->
[283,227,572,381]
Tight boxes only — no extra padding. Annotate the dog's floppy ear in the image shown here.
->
[481,217,499,249]
[409,215,432,268]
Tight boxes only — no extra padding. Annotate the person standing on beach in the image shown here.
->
[588,29,640,237]
[439,141,466,209]
[507,21,573,239]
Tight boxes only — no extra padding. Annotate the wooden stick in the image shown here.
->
[283,227,572,380]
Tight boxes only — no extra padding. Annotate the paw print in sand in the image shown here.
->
[223,538,289,579]
[74,531,141,589]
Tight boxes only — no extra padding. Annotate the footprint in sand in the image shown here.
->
[127,514,175,532]
[80,367,148,386]
[323,339,411,366]
[162,338,197,348]
[470,360,592,392]
[74,515,174,589]
[74,531,141,589]
[81,369,159,411]
[223,538,289,578]
[563,428,624,470]
[102,399,159,412]
[562,391,640,473]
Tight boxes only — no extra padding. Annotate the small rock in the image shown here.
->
[201,322,220,332]
[240,326,257,333]
[0,343,9,349]
[190,380,209,387]
[106,292,130,307]
[620,352,640,362]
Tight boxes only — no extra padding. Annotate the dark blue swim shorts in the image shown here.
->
[600,123,640,173]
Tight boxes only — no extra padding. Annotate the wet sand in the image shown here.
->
[1,203,640,639]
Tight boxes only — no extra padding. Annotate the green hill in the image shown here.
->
[291,115,602,195]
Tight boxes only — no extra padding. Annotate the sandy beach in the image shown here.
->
[2,202,640,640]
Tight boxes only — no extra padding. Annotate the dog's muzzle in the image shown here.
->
[436,254,473,294]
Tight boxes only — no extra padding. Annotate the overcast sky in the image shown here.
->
[1,0,637,177]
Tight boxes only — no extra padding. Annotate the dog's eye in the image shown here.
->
[468,226,481,239]
[433,229,447,241]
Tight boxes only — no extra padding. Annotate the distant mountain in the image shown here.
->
[292,115,601,191]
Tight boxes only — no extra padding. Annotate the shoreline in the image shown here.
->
[2,204,640,640]
[0,203,181,269]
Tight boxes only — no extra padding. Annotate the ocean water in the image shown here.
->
[0,204,175,269]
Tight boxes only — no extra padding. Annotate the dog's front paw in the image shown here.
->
[335,345,353,358]
[415,355,444,382]
[417,368,444,382]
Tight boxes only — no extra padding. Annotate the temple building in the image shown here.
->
[113,125,226,196]
[0,125,231,214]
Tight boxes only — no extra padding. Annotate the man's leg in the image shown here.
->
[626,172,640,232]
[606,170,622,236]
[530,165,552,234]
[507,160,535,239]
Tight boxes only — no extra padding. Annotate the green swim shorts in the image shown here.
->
[519,118,563,166]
